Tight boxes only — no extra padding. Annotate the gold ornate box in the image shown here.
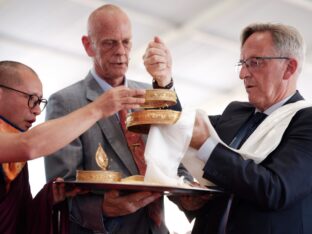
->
[76,144,122,183]
[126,89,180,133]
[141,89,177,108]
[126,109,181,134]
[76,170,121,183]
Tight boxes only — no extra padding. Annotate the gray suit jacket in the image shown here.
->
[44,73,169,234]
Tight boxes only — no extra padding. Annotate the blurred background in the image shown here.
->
[1,0,312,233]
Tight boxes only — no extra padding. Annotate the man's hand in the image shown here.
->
[178,194,214,211]
[143,36,172,86]
[190,112,211,149]
[102,190,162,217]
[52,177,86,205]
[94,86,146,118]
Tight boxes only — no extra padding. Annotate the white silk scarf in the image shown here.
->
[144,100,312,186]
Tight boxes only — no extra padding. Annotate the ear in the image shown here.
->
[82,35,95,57]
[283,58,297,80]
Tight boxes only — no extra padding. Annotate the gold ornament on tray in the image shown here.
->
[126,89,181,134]
[95,143,109,170]
[76,145,147,184]
[76,144,121,183]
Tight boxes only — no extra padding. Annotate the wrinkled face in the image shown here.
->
[239,32,291,111]
[85,11,132,86]
[0,69,42,131]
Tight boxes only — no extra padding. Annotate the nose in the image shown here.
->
[31,104,42,116]
[115,41,127,55]
[239,64,251,80]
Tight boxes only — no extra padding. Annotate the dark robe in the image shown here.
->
[0,163,68,234]
[0,115,68,234]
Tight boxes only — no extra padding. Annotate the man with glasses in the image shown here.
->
[0,66,47,131]
[0,84,47,111]
[44,4,189,234]
[0,60,146,233]
[174,23,312,234]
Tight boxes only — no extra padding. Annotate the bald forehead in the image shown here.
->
[0,62,38,86]
[87,5,131,36]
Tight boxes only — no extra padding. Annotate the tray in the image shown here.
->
[55,180,223,196]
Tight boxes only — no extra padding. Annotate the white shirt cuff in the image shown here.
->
[197,136,218,163]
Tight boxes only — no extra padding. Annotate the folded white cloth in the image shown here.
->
[187,100,312,185]
[144,100,312,186]
[144,110,196,186]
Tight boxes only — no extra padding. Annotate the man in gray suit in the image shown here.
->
[44,4,185,234]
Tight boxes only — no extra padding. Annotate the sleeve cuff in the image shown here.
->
[197,137,218,162]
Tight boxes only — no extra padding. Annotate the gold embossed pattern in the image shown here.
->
[141,89,177,108]
[76,170,122,183]
[126,89,181,133]
[126,110,181,134]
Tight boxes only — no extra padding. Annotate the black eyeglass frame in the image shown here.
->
[0,84,48,111]
[237,56,290,69]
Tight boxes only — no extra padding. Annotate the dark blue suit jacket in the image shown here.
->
[192,91,312,234]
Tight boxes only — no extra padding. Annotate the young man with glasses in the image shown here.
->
[0,60,145,233]
[176,23,312,234]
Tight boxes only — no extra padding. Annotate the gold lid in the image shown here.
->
[141,89,177,108]
[76,170,121,183]
[126,109,181,134]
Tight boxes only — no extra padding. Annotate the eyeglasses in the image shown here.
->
[0,84,48,111]
[236,56,290,73]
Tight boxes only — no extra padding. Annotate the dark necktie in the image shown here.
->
[219,112,267,234]
[229,112,267,148]
[119,110,163,227]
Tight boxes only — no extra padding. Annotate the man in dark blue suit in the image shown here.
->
[180,23,312,234]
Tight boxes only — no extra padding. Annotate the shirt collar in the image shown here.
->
[259,93,294,115]
[90,68,128,91]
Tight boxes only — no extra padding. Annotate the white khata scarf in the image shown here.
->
[144,100,312,186]
[207,100,312,164]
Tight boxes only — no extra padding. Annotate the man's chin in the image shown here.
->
[23,123,32,131]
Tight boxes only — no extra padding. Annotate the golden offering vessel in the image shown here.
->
[76,170,122,183]
[76,144,121,183]
[126,109,181,134]
[141,89,177,108]
[75,144,148,184]
[126,89,181,134]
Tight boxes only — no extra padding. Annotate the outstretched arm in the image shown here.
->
[0,86,145,162]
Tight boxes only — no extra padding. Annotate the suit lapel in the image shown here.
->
[85,74,138,175]
[217,109,255,145]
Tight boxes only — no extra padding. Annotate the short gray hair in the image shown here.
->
[241,23,306,74]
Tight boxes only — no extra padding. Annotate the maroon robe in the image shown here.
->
[0,116,69,233]
[0,163,69,234]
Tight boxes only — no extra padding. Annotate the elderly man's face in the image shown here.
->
[0,69,42,131]
[88,11,132,86]
[239,32,290,111]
